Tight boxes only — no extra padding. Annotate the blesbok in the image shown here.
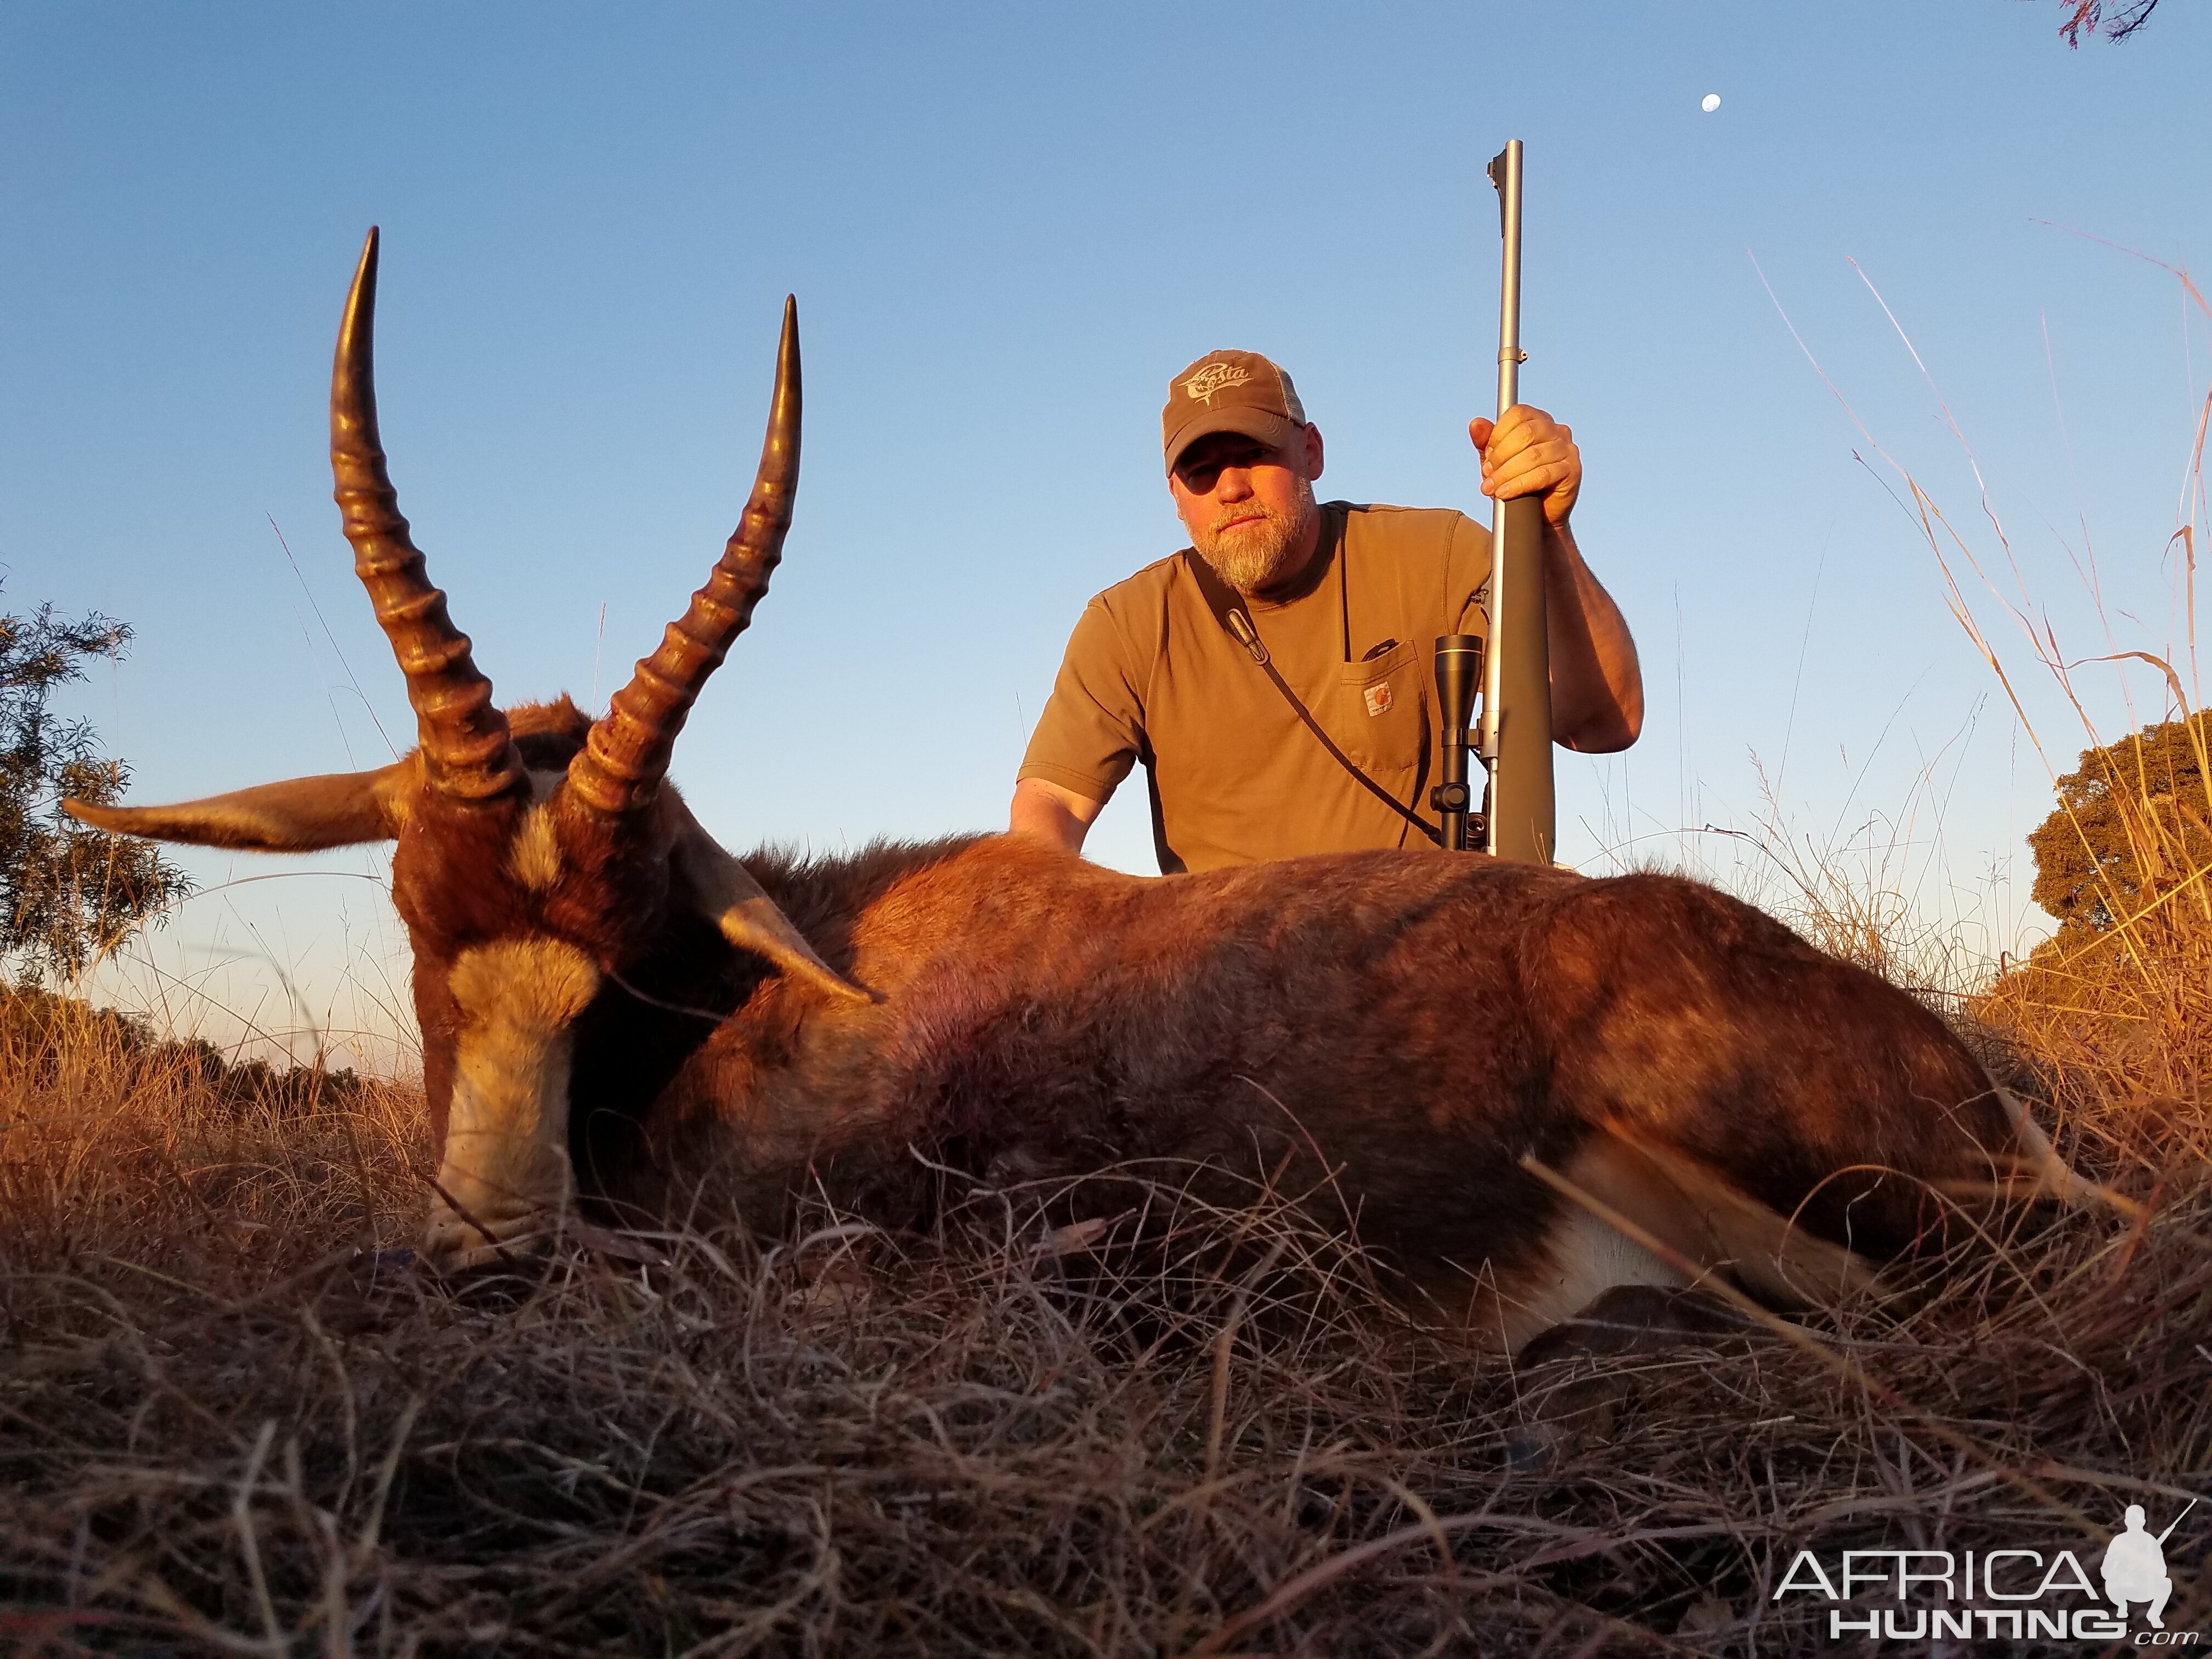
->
[71,232,2083,1353]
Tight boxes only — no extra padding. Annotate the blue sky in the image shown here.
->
[3,3,2205,1064]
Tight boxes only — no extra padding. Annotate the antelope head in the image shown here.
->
[67,230,867,1269]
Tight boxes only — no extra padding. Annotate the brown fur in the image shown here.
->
[75,692,2058,1348]
[625,835,2032,1334]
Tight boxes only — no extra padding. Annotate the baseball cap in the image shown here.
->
[1161,349,1307,473]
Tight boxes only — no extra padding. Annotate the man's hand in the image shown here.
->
[1468,403,1643,752]
[1469,405,1578,529]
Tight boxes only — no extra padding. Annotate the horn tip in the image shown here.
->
[343,230,382,336]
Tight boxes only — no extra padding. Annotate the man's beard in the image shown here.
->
[1190,478,1318,595]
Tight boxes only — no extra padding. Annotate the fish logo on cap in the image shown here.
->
[1182,362,1252,406]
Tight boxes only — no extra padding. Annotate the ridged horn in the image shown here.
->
[565,296,800,816]
[332,228,523,804]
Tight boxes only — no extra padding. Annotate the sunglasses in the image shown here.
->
[1172,438,1291,496]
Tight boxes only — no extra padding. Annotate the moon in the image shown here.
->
[1701,92,1721,112]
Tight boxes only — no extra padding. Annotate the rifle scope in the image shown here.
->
[1430,634,1485,851]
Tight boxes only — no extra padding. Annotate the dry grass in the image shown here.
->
[7,264,2209,1656]
[1,952,2207,1658]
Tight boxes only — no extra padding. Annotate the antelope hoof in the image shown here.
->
[421,1195,563,1273]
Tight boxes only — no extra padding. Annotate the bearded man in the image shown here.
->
[1008,349,1643,872]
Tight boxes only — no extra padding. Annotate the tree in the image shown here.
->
[0,589,192,981]
[2040,0,2163,47]
[2027,710,2212,949]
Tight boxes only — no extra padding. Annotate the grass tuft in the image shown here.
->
[2,964,2207,1656]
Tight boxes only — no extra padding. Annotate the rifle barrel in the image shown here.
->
[1478,138,1555,864]
[2155,1496,2198,1547]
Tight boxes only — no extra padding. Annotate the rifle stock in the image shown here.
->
[1485,492,1553,861]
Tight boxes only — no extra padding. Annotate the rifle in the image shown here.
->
[2154,1498,2198,1547]
[1434,138,1555,862]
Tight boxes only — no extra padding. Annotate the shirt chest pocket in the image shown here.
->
[1333,639,1427,774]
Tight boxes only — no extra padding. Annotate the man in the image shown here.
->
[2102,1505,2175,1629]
[1009,349,1641,872]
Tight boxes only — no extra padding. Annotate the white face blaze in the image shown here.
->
[504,770,565,894]
[423,934,602,1269]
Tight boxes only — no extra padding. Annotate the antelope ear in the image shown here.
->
[64,759,417,851]
[668,807,873,1005]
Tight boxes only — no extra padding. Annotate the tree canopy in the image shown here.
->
[2027,710,2212,949]
[2043,0,2163,47]
[0,590,191,981]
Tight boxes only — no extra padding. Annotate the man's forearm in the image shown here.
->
[1007,777,1104,854]
[1540,523,1643,753]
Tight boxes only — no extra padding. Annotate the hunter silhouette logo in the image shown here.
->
[2105,1500,2194,1630]
[1774,1496,2203,1643]
[1182,362,1252,405]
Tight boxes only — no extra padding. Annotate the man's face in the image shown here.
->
[1169,426,1324,595]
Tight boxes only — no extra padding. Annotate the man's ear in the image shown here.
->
[64,759,418,850]
[664,797,874,1005]
[1302,422,1325,483]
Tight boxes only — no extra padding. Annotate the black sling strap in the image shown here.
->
[1182,550,1443,847]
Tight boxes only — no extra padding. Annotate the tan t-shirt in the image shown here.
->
[1019,501,1492,872]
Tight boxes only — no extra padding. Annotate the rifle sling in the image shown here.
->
[1182,550,1442,848]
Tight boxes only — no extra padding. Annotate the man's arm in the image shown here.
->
[1537,521,1642,752]
[1470,407,1643,753]
[1011,593,1148,856]
[1008,776,1107,854]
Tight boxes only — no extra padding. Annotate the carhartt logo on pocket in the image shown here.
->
[1364,682,1394,717]
[1183,362,1252,405]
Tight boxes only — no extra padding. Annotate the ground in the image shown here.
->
[0,967,2205,1657]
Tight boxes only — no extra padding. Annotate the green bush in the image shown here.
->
[0,588,191,982]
